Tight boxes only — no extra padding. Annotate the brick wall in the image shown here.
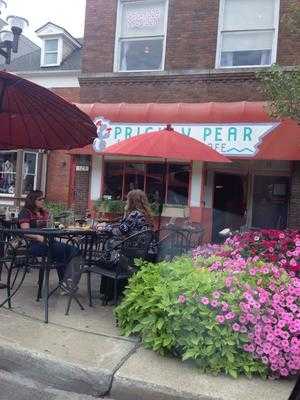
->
[80,71,264,103]
[51,87,81,103]
[288,162,300,230]
[81,0,118,74]
[45,151,71,204]
[45,87,81,205]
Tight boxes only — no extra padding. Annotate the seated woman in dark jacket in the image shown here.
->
[96,189,154,302]
[19,190,82,293]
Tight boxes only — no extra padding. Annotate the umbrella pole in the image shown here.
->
[157,159,167,231]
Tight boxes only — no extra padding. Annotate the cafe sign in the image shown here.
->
[92,117,279,157]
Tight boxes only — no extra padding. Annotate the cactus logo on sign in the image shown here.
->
[92,118,279,156]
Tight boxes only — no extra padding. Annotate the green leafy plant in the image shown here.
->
[258,2,300,123]
[258,65,300,122]
[115,258,268,378]
[94,198,125,214]
[44,201,71,219]
[150,202,161,216]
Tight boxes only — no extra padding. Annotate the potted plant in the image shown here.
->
[94,198,125,222]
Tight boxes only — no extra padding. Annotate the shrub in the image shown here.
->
[116,258,268,378]
[116,252,300,378]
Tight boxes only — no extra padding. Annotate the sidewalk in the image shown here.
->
[0,271,295,400]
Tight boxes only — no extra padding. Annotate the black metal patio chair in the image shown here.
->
[87,229,153,306]
[0,231,31,309]
[147,225,204,263]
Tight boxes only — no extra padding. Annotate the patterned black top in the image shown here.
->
[106,210,152,237]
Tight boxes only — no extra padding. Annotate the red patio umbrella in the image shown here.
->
[0,71,96,150]
[102,125,231,163]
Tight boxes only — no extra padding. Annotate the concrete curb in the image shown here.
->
[0,341,112,397]
[110,376,216,400]
[0,339,295,400]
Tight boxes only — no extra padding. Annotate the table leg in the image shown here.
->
[44,262,50,323]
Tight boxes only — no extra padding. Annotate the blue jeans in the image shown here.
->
[29,241,81,282]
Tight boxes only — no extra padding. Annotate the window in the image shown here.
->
[0,152,17,195]
[166,164,190,206]
[124,163,145,194]
[115,0,168,71]
[103,161,190,206]
[145,163,166,204]
[103,162,124,199]
[43,38,59,66]
[216,0,280,68]
[22,152,38,195]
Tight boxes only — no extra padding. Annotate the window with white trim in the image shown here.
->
[115,0,168,72]
[22,152,38,195]
[0,151,17,196]
[216,0,280,68]
[43,38,59,66]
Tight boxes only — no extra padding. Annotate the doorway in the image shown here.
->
[212,173,246,242]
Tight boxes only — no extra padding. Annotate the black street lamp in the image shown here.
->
[0,0,28,64]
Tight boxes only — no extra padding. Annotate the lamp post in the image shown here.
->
[0,0,28,64]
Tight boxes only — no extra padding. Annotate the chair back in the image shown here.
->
[121,229,153,262]
[152,228,191,262]
[87,232,112,264]
[0,231,30,264]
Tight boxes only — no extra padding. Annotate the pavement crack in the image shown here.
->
[104,341,141,397]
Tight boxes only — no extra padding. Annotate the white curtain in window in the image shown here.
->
[223,0,275,31]
[120,41,130,71]
[121,0,166,37]
[222,30,274,52]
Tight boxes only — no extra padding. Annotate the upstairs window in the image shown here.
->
[216,0,280,68]
[115,0,168,72]
[43,38,59,66]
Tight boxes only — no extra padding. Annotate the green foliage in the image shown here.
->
[258,3,300,122]
[149,201,161,216]
[44,201,71,219]
[115,258,268,378]
[258,65,300,122]
[94,198,125,214]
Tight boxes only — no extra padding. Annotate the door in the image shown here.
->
[251,175,289,229]
[212,173,246,242]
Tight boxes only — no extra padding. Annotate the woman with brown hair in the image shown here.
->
[96,189,154,302]
[98,189,153,237]
[19,190,82,292]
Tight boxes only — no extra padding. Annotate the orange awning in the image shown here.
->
[254,119,300,160]
[69,102,300,160]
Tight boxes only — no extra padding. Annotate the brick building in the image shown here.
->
[65,0,300,240]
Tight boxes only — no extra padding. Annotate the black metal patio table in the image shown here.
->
[0,227,97,323]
